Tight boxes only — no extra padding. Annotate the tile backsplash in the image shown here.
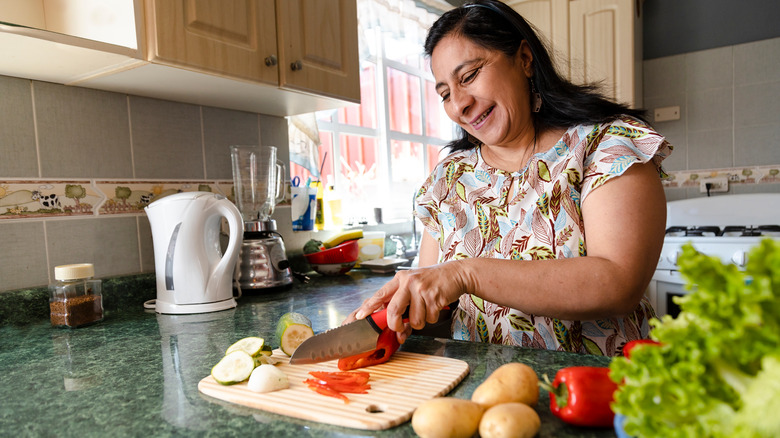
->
[1,36,779,293]
[644,36,780,200]
[0,74,293,292]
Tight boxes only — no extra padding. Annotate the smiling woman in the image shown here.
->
[345,0,674,357]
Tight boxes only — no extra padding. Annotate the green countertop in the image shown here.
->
[0,271,616,437]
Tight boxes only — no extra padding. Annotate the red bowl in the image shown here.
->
[303,239,360,265]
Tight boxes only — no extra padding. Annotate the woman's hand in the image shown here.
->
[344,260,469,341]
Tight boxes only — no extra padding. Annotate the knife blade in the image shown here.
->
[289,307,400,365]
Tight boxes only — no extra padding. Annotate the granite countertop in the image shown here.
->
[0,271,616,437]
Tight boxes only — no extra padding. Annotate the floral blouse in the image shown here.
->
[414,116,673,356]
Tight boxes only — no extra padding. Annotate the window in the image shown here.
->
[289,0,454,225]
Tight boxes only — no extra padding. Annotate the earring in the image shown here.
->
[531,79,542,113]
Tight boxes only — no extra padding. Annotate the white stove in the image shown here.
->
[648,193,780,318]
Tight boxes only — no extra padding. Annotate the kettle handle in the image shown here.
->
[275,160,286,204]
[205,197,244,301]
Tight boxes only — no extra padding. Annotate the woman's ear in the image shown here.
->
[516,40,535,78]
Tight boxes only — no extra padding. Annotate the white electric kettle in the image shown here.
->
[145,192,243,314]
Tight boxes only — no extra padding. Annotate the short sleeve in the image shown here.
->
[580,117,673,200]
[414,165,445,242]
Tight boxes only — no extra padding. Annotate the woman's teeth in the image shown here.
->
[471,107,494,129]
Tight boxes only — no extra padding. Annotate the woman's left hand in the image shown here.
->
[344,261,468,340]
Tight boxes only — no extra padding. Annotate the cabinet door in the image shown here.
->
[506,0,570,78]
[146,0,278,84]
[569,0,641,107]
[276,0,360,103]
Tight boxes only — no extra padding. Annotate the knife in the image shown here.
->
[289,307,406,365]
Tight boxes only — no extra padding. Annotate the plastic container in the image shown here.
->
[49,263,104,328]
[356,231,385,267]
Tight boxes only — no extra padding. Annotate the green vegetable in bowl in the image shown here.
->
[303,239,323,255]
[610,239,780,438]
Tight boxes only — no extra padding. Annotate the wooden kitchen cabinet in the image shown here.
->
[0,0,360,116]
[507,0,642,108]
[144,0,360,104]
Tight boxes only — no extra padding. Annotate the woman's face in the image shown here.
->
[431,34,535,148]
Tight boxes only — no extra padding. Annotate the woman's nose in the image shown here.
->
[449,88,472,116]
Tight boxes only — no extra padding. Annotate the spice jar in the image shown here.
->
[49,263,103,328]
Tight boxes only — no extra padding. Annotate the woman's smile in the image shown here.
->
[470,106,495,130]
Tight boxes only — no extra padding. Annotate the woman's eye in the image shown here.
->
[440,92,450,102]
[462,68,480,84]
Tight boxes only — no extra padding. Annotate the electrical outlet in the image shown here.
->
[654,106,681,122]
[699,177,729,194]
[728,174,740,182]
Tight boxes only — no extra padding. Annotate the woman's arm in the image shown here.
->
[352,161,667,333]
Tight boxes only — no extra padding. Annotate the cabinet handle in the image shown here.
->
[264,55,277,67]
[290,60,303,71]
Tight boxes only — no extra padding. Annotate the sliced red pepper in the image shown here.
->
[622,339,661,359]
[337,327,400,371]
[303,378,370,393]
[539,366,618,428]
[309,371,370,385]
[305,380,351,403]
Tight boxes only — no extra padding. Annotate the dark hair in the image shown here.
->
[424,0,647,152]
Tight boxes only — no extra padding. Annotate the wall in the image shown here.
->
[644,36,780,201]
[643,0,780,59]
[0,75,313,293]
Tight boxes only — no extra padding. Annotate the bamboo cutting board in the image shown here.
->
[198,349,470,430]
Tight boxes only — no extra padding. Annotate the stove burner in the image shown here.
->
[722,225,780,237]
[665,226,721,237]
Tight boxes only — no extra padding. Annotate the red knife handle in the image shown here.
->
[366,306,448,332]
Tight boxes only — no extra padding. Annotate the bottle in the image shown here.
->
[313,181,325,231]
[325,184,343,228]
[49,263,104,328]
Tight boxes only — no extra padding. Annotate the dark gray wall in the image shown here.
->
[643,0,780,59]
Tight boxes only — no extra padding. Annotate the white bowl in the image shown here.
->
[310,261,356,276]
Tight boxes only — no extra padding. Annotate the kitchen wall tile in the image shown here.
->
[686,87,733,132]
[0,76,37,177]
[34,81,133,178]
[259,115,289,154]
[663,187,689,202]
[732,182,780,194]
[734,124,780,166]
[202,107,260,180]
[734,37,780,86]
[734,81,780,127]
[0,221,49,292]
[644,96,687,171]
[46,216,141,279]
[129,96,203,179]
[643,54,685,99]
[685,46,733,91]
[687,128,733,169]
[137,216,155,273]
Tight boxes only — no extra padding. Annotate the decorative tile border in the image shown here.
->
[0,179,233,220]
[662,165,780,188]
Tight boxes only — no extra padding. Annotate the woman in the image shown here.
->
[349,0,672,356]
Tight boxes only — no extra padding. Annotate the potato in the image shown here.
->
[479,402,541,438]
[471,362,539,407]
[411,397,485,438]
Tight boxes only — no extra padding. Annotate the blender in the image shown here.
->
[230,145,293,289]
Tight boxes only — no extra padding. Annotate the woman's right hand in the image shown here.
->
[345,259,469,334]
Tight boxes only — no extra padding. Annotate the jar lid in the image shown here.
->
[54,263,95,281]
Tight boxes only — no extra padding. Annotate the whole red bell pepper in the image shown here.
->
[337,327,400,371]
[540,366,618,427]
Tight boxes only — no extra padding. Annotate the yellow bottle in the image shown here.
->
[313,181,324,231]
[325,185,342,228]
